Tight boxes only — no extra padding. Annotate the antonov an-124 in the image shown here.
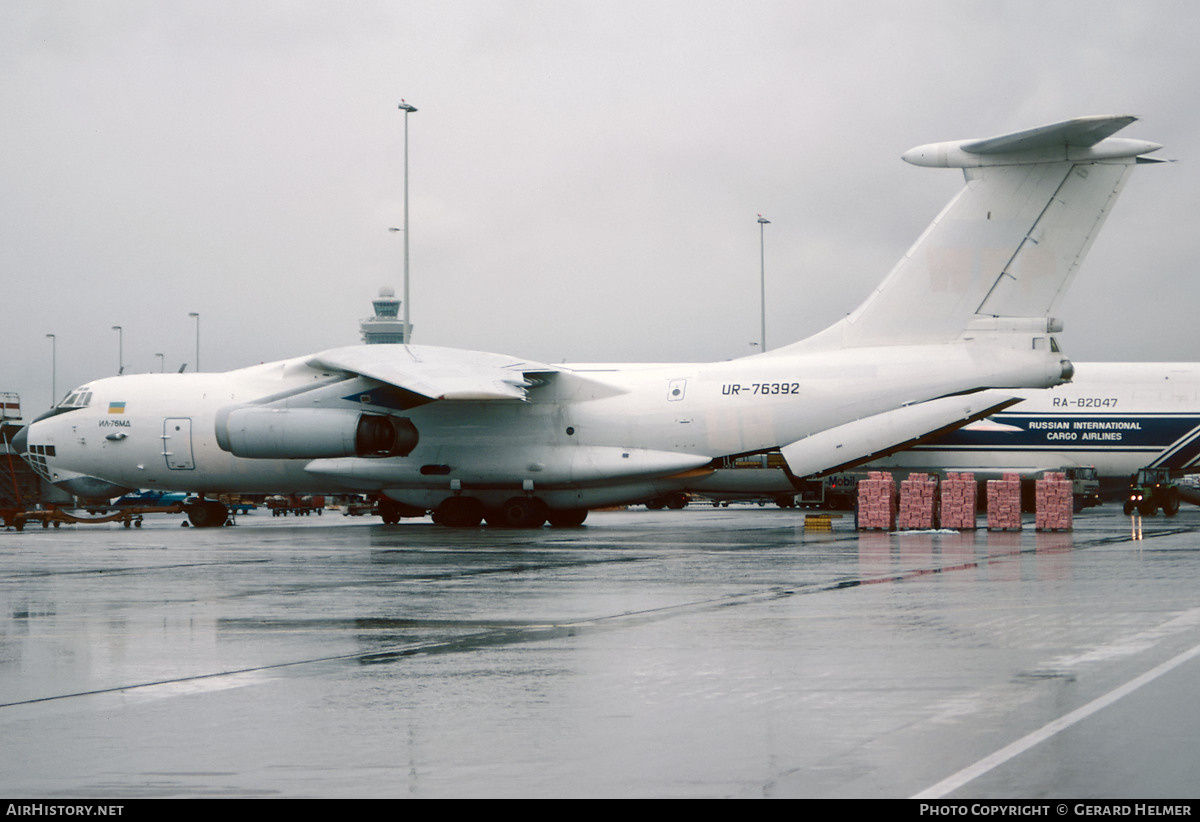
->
[17,115,1164,527]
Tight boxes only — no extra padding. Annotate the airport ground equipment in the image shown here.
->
[1,393,61,527]
[645,492,691,510]
[7,503,186,530]
[1124,468,1181,516]
[1061,466,1102,512]
[266,494,326,517]
[341,496,378,516]
[106,489,189,512]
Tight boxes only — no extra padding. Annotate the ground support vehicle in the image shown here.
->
[266,494,326,517]
[8,503,186,530]
[1124,468,1181,516]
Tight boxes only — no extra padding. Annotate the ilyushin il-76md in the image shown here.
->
[17,115,1164,527]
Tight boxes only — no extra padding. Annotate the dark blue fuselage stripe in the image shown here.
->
[921,414,1200,468]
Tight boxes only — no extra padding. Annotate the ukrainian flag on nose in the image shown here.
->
[108,402,126,414]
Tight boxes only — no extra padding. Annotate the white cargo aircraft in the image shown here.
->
[17,115,1164,527]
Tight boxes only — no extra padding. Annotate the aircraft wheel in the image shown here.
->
[665,493,689,510]
[187,500,228,528]
[547,507,588,528]
[436,497,484,528]
[378,497,408,525]
[487,497,548,528]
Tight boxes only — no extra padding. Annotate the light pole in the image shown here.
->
[398,99,417,343]
[46,334,56,407]
[757,214,770,351]
[111,325,123,375]
[189,312,200,372]
[156,353,165,373]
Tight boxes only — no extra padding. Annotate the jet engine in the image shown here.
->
[216,407,418,459]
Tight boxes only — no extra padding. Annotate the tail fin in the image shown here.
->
[795,115,1162,350]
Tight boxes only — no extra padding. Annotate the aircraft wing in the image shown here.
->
[310,344,558,402]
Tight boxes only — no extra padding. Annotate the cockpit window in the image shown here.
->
[58,388,93,409]
[31,386,94,424]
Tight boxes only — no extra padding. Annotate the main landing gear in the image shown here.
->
[378,497,426,525]
[422,496,588,529]
[431,496,485,527]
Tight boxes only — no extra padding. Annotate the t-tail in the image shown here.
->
[790,115,1163,352]
[772,115,1163,478]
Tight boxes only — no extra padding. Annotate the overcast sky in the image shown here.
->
[3,0,1199,414]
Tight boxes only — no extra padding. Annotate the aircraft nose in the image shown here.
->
[10,423,28,455]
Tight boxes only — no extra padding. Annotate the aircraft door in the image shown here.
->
[163,418,196,470]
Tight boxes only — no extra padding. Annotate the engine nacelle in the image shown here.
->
[216,407,418,459]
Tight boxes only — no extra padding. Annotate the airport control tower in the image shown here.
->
[360,286,408,344]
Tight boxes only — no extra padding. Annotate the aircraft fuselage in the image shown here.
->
[24,338,1064,514]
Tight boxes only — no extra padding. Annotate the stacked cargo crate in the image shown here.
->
[986,473,1023,531]
[1035,471,1074,531]
[897,473,938,530]
[856,471,897,530]
[939,472,978,530]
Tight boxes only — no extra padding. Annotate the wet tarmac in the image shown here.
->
[2,504,1200,798]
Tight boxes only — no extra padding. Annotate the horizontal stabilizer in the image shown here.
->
[962,115,1137,154]
[901,115,1161,168]
[779,392,1022,478]
[311,345,556,402]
